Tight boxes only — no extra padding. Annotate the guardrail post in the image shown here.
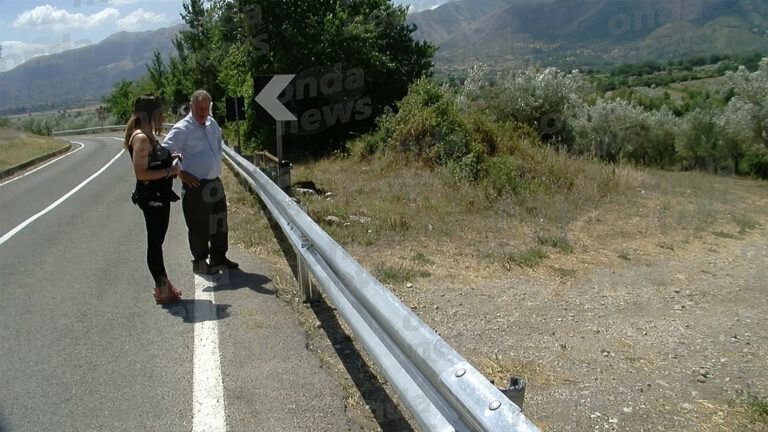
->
[500,376,527,410]
[278,160,292,192]
[297,252,315,303]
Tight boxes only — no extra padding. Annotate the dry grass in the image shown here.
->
[224,149,768,292]
[221,150,768,430]
[0,128,69,171]
[472,356,572,388]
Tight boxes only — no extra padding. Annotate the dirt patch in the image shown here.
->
[222,161,768,431]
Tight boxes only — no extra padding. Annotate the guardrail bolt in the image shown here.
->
[455,368,466,378]
[488,400,502,411]
[500,376,526,410]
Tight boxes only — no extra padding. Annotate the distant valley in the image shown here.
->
[2,0,767,113]
[408,0,768,71]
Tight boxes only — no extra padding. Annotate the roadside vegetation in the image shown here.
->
[0,127,68,171]
[0,107,113,136]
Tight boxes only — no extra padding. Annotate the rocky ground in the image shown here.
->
[394,231,768,431]
[222,165,768,432]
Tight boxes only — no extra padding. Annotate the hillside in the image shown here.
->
[408,0,768,70]
[0,25,184,114]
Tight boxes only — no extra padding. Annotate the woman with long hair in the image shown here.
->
[124,95,183,304]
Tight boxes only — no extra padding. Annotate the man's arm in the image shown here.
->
[162,123,200,188]
[162,125,187,154]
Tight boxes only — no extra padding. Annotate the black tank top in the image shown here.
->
[129,132,179,204]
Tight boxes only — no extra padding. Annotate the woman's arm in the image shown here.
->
[131,134,180,181]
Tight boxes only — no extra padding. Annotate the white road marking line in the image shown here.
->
[0,142,85,187]
[193,274,228,432]
[0,149,124,246]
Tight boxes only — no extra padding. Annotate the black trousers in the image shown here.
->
[182,178,228,262]
[139,201,171,286]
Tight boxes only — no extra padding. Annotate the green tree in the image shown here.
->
[146,50,169,101]
[103,79,136,124]
[676,109,724,172]
[168,0,435,155]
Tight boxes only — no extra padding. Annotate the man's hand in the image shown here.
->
[179,170,200,188]
[171,153,183,163]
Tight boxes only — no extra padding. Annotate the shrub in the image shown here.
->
[676,109,725,172]
[382,78,471,166]
[481,66,590,143]
[572,98,648,163]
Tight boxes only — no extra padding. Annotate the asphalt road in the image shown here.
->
[0,134,354,432]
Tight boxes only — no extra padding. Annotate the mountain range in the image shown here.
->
[408,0,768,70]
[2,0,767,112]
[0,25,183,113]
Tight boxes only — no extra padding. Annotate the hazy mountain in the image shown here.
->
[408,0,768,70]
[0,25,184,112]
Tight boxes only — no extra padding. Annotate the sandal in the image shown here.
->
[153,280,181,304]
[167,280,182,298]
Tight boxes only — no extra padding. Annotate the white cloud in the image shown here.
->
[12,5,119,31]
[107,0,177,4]
[0,40,51,71]
[405,0,447,13]
[107,0,147,5]
[1,40,49,53]
[116,8,167,30]
[1,37,95,72]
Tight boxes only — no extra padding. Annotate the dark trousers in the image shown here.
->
[182,178,228,262]
[139,201,171,286]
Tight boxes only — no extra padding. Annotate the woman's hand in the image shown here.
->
[169,165,181,178]
[171,153,183,163]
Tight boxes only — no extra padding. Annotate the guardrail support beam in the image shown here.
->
[297,253,316,303]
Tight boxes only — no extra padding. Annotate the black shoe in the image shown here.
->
[209,256,239,269]
[192,260,217,275]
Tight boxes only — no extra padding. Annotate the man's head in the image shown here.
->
[189,90,212,125]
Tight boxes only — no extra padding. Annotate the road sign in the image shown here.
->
[225,97,245,122]
[96,106,106,122]
[253,75,297,121]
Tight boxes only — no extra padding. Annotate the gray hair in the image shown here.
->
[190,89,212,104]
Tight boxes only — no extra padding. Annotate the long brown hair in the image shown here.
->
[124,95,163,151]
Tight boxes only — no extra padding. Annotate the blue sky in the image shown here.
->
[0,0,449,72]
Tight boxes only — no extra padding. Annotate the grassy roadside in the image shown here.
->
[0,128,69,171]
[222,151,768,430]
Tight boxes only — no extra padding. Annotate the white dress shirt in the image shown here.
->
[163,113,223,180]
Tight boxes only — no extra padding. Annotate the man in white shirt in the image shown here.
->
[163,89,238,274]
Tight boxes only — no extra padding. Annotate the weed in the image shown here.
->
[373,265,431,285]
[536,232,574,254]
[551,267,577,278]
[712,230,739,239]
[409,251,435,266]
[617,250,631,260]
[656,241,675,251]
[731,213,759,234]
[745,393,768,422]
[505,247,548,268]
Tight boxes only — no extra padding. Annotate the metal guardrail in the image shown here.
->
[52,125,126,136]
[222,144,540,432]
[52,123,179,136]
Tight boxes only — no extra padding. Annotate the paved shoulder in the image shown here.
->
[197,246,356,432]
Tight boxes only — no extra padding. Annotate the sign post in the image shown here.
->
[253,74,297,188]
[225,96,245,153]
[96,105,106,129]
